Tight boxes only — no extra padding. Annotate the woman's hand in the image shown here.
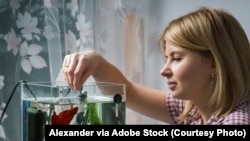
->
[62,50,101,90]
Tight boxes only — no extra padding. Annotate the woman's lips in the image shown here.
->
[167,82,177,90]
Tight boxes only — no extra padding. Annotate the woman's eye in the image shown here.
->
[173,57,182,61]
[164,56,182,63]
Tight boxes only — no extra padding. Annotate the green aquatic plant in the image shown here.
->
[78,90,101,125]
[87,103,102,125]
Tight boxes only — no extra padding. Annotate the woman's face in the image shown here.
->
[160,42,214,101]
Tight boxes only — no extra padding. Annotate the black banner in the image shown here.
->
[45,125,250,140]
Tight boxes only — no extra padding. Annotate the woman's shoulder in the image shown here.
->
[221,98,250,125]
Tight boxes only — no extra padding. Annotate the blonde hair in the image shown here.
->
[160,7,250,122]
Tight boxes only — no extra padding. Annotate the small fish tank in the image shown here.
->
[20,81,126,141]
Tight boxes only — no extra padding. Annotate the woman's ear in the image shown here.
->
[209,55,216,71]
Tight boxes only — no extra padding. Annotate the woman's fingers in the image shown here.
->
[63,55,71,85]
[75,54,86,88]
[63,54,76,89]
[62,51,99,90]
[62,52,89,90]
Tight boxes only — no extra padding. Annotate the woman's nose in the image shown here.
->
[160,63,172,78]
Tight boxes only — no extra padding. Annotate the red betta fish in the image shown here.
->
[51,107,78,125]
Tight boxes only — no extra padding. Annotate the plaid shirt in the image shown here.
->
[166,92,250,125]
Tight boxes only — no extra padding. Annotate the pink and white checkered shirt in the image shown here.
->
[166,92,250,125]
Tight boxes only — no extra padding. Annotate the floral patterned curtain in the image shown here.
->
[0,0,164,140]
[0,0,96,140]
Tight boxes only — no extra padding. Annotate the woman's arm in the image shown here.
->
[63,50,173,124]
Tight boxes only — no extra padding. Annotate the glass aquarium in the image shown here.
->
[20,81,126,141]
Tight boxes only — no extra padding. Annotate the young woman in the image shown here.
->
[62,7,250,124]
